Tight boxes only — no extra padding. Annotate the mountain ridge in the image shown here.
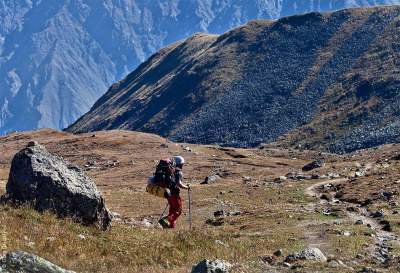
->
[1,0,400,134]
[68,6,400,153]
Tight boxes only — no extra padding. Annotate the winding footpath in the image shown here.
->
[305,178,400,265]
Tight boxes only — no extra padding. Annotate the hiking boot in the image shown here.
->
[158,217,171,229]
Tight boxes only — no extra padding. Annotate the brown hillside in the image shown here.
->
[1,129,400,272]
[68,6,400,153]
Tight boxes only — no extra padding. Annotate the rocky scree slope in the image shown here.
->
[68,6,400,153]
[1,1,400,135]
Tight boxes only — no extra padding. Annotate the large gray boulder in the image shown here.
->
[191,259,232,273]
[2,141,112,230]
[0,251,75,273]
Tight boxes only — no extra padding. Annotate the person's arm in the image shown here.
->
[178,180,189,190]
[177,171,190,190]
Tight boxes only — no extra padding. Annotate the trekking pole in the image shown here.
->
[188,187,192,230]
[159,203,169,221]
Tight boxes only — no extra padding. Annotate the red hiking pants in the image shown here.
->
[167,195,182,228]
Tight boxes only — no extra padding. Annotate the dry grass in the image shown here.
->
[0,129,399,272]
[0,193,311,273]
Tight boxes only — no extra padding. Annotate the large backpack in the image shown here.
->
[153,158,175,188]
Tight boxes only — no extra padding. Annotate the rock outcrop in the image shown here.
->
[201,175,221,185]
[285,247,327,263]
[0,251,75,273]
[191,259,232,273]
[2,141,112,230]
[302,159,325,172]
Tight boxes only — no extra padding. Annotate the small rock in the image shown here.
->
[370,210,384,218]
[215,240,228,247]
[260,255,276,265]
[355,169,366,177]
[286,172,311,180]
[273,249,283,256]
[381,191,395,200]
[227,211,242,216]
[77,234,86,240]
[285,247,327,263]
[322,183,335,190]
[311,173,321,179]
[342,231,352,237]
[379,220,392,232]
[201,175,221,185]
[283,262,292,268]
[242,176,252,182]
[320,194,332,202]
[214,210,225,217]
[141,218,152,228]
[322,208,338,217]
[302,159,325,172]
[46,237,56,242]
[126,218,153,228]
[205,218,224,226]
[191,259,232,273]
[327,172,340,179]
[309,248,328,260]
[274,176,287,183]
[334,191,344,199]
[328,260,340,267]
[355,220,364,225]
[346,207,359,212]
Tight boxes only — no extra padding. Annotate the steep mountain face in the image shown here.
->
[1,1,400,135]
[68,6,400,153]
[276,19,400,153]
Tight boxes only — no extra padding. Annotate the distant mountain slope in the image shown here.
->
[1,1,400,135]
[68,6,400,153]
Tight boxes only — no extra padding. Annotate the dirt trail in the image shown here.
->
[305,178,347,197]
[301,178,349,250]
[305,178,400,265]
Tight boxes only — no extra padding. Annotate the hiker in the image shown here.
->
[146,156,190,229]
